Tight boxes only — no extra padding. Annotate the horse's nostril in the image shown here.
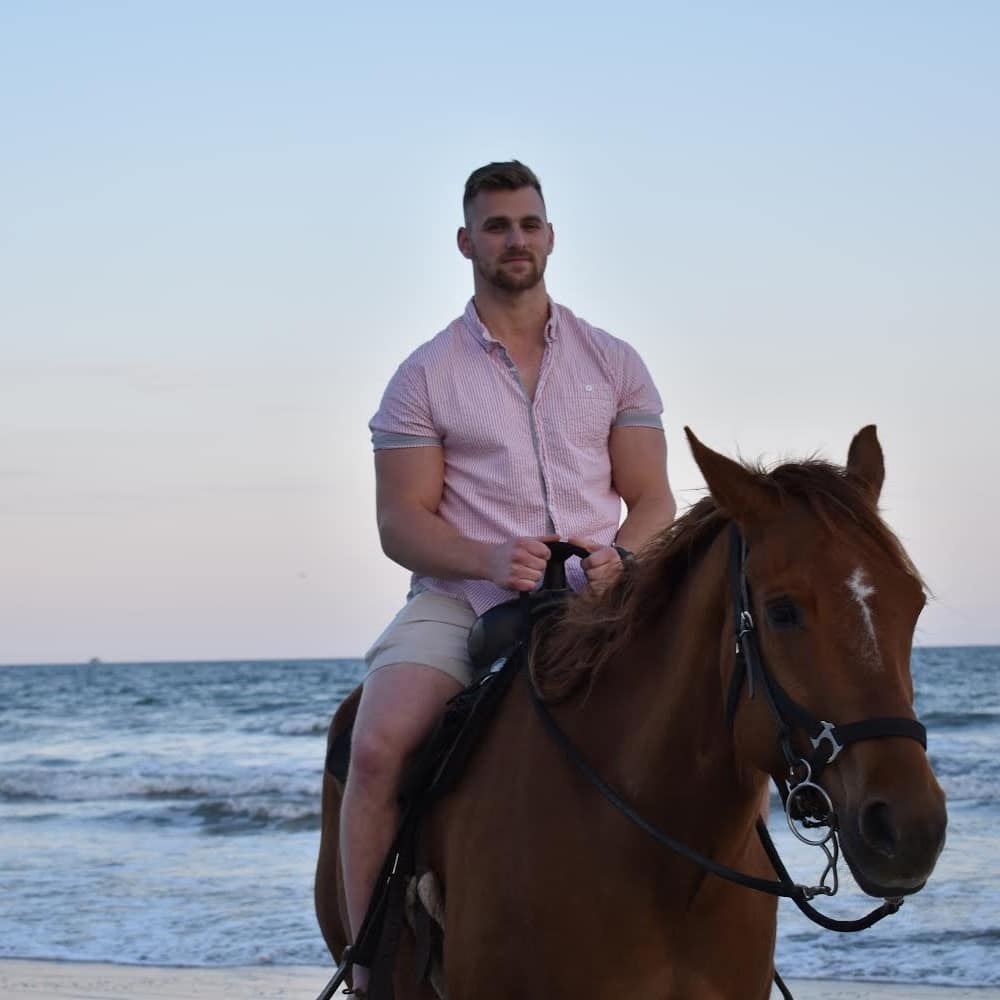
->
[860,801,896,858]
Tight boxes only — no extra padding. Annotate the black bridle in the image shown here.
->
[725,523,927,802]
[529,523,930,995]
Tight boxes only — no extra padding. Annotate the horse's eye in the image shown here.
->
[766,598,803,630]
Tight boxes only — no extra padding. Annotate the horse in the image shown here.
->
[315,425,947,999]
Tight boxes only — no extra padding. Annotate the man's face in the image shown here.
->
[458,187,554,293]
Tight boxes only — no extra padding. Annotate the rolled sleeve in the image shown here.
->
[369,360,442,450]
[613,340,664,430]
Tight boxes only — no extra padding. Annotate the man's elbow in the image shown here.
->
[376,511,405,564]
[377,503,432,568]
[379,533,401,564]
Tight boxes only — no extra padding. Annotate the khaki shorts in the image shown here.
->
[364,590,478,687]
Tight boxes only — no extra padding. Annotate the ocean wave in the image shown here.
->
[0,769,320,805]
[274,719,330,737]
[776,926,1000,986]
[931,766,999,804]
[924,709,999,728]
[191,799,321,834]
[906,927,1000,945]
[233,700,303,715]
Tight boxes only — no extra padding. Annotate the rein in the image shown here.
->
[530,523,929,937]
[530,688,903,931]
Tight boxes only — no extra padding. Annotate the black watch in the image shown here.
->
[612,544,634,563]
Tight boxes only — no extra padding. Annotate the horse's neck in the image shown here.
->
[571,532,765,840]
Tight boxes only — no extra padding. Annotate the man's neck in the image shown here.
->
[472,283,550,350]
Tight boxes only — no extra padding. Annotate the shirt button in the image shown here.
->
[585,384,593,391]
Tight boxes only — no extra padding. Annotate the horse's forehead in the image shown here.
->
[752,520,923,640]
[756,514,874,561]
[752,519,917,597]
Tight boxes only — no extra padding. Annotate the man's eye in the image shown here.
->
[766,598,803,630]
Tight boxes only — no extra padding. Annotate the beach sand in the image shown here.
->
[0,961,996,999]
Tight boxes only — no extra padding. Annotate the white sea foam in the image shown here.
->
[0,768,318,805]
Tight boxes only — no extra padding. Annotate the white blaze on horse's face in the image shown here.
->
[847,567,882,669]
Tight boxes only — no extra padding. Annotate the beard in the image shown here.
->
[477,253,546,293]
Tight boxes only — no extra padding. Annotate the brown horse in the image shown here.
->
[316,426,947,999]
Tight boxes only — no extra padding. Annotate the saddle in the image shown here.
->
[323,542,587,1000]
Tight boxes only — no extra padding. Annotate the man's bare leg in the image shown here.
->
[340,663,464,993]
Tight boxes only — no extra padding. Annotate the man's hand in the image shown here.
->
[486,535,558,592]
[567,536,624,593]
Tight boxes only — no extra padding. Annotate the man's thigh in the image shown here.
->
[356,591,476,755]
[364,590,477,689]
[353,662,465,757]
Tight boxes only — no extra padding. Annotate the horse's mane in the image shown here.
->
[530,458,925,702]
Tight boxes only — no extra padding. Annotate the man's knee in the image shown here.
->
[348,663,461,791]
[348,723,410,792]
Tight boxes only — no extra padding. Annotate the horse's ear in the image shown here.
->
[846,424,884,503]
[685,427,781,524]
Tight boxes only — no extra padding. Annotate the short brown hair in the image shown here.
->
[463,160,544,214]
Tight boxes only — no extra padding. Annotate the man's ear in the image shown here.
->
[456,227,473,260]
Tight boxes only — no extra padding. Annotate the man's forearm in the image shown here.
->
[615,492,677,554]
[378,506,492,580]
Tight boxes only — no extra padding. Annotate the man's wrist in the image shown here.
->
[467,539,497,582]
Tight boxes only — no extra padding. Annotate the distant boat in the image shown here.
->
[87,657,103,667]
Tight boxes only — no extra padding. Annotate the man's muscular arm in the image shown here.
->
[569,426,676,590]
[375,447,553,591]
[610,425,676,551]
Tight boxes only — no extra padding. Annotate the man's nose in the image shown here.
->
[506,226,527,247]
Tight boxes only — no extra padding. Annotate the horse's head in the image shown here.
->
[687,426,946,898]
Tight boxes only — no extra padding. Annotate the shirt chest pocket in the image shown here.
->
[546,383,617,448]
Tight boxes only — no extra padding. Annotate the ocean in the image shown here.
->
[1,648,997,987]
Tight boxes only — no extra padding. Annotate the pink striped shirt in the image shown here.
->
[370,299,664,615]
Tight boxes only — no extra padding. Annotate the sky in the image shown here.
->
[1,2,997,664]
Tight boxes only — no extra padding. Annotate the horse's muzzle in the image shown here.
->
[839,786,948,897]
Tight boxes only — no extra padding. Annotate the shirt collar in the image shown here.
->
[463,297,559,351]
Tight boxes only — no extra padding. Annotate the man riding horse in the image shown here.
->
[337,160,677,996]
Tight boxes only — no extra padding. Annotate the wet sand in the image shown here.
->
[0,960,995,998]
